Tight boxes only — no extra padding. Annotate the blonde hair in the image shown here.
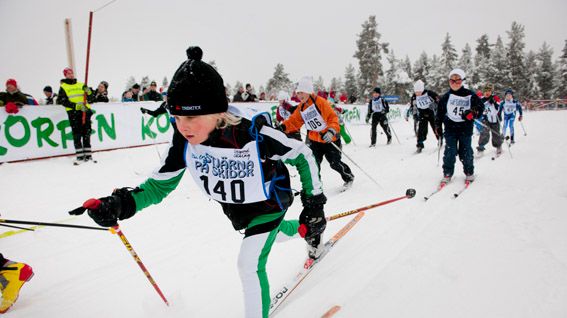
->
[214,112,242,129]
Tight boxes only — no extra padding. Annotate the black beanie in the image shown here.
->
[43,86,53,93]
[167,46,228,116]
[373,87,381,94]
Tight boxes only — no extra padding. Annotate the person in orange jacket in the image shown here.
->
[281,77,354,190]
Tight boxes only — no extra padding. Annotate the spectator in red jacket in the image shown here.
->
[0,79,28,113]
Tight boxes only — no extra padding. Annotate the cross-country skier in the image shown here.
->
[366,87,392,147]
[280,76,355,190]
[410,80,441,152]
[274,90,301,140]
[0,253,33,313]
[477,84,503,155]
[73,47,327,318]
[500,89,523,144]
[435,68,484,184]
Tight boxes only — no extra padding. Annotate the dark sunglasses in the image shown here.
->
[449,79,463,84]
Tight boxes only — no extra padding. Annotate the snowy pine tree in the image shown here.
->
[140,76,150,90]
[505,22,528,97]
[314,76,325,93]
[329,77,344,93]
[125,76,136,91]
[475,34,492,60]
[524,51,540,99]
[233,81,244,95]
[353,15,389,97]
[557,40,567,99]
[459,43,475,87]
[400,55,413,81]
[413,52,430,83]
[428,54,446,94]
[536,42,556,99]
[383,50,411,102]
[487,36,508,94]
[474,34,492,87]
[344,64,359,103]
[162,76,168,88]
[440,33,458,77]
[266,63,293,96]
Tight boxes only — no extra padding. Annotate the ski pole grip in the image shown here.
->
[405,188,416,198]
[83,198,101,210]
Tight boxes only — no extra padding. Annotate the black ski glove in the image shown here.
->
[69,187,140,227]
[298,192,327,244]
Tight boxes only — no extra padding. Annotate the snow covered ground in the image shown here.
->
[2,110,567,318]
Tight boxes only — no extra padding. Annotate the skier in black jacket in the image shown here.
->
[366,87,392,147]
[435,69,483,184]
[410,80,441,152]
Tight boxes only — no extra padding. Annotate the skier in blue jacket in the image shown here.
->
[499,89,523,144]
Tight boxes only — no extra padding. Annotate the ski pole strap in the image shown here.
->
[110,226,170,306]
[0,218,107,231]
[326,189,415,221]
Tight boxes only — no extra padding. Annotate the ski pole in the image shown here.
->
[389,122,401,144]
[437,137,442,167]
[78,199,169,306]
[474,119,504,138]
[519,120,527,136]
[504,136,513,159]
[329,141,382,189]
[326,188,416,221]
[0,218,107,231]
[0,223,34,231]
[110,225,170,306]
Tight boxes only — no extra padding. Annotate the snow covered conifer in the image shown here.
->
[536,42,556,99]
[266,63,293,96]
[353,15,389,97]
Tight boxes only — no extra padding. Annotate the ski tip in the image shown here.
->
[321,305,342,318]
[406,188,416,198]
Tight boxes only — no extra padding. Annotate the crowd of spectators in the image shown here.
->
[1,74,357,115]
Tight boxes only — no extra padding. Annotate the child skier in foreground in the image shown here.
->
[71,47,327,318]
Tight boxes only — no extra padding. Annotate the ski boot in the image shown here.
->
[0,260,34,313]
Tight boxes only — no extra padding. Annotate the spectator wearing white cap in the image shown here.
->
[410,80,441,153]
[435,68,484,184]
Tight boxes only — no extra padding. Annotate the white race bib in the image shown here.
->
[186,141,270,204]
[446,94,471,123]
[503,101,516,115]
[278,105,291,120]
[300,104,328,132]
[371,98,384,113]
[484,101,499,123]
[416,94,433,110]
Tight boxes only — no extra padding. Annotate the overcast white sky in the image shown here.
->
[1,0,566,100]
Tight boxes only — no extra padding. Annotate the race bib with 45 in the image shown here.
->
[446,94,472,123]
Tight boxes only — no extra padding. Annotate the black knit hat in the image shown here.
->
[43,86,53,93]
[372,87,381,94]
[167,46,228,116]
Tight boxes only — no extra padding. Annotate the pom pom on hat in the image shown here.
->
[167,46,227,116]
